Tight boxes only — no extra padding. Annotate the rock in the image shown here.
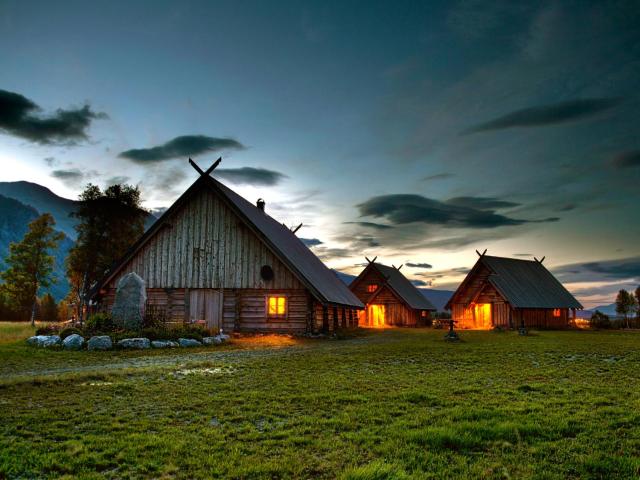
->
[202,336,222,346]
[27,335,61,348]
[63,334,85,350]
[218,333,231,343]
[178,338,202,348]
[151,340,178,348]
[87,335,113,351]
[117,338,151,349]
[111,272,147,330]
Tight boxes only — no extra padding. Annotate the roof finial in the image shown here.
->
[476,249,487,257]
[189,157,222,176]
[365,256,378,265]
[534,256,545,264]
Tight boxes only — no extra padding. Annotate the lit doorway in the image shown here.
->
[368,304,386,327]
[473,303,492,329]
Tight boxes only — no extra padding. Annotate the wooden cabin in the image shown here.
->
[350,261,436,327]
[445,254,582,329]
[90,161,363,334]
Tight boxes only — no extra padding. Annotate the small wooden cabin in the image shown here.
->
[90,162,363,334]
[445,254,582,329]
[350,261,436,327]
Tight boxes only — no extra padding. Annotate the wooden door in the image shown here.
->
[189,289,223,331]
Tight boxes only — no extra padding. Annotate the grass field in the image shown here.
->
[1,325,639,479]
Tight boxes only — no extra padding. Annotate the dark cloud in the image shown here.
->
[411,279,431,287]
[215,167,288,186]
[406,262,432,269]
[423,173,454,181]
[463,98,623,134]
[0,88,106,144]
[356,194,554,228]
[553,257,640,283]
[513,253,533,257]
[119,135,245,163]
[343,221,394,230]
[300,238,323,247]
[611,150,640,169]
[50,168,99,188]
[556,204,576,212]
[446,196,519,210]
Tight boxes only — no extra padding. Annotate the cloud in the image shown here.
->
[446,196,519,210]
[513,253,533,257]
[215,167,288,186]
[422,173,455,182]
[105,175,130,186]
[119,135,245,163]
[553,256,640,283]
[610,150,640,169]
[43,157,59,167]
[411,279,431,287]
[463,98,623,134]
[0,88,106,144]
[406,262,432,269]
[356,194,554,228]
[343,221,394,230]
[51,168,99,188]
[300,238,323,247]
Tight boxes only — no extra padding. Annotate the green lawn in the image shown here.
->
[1,327,639,479]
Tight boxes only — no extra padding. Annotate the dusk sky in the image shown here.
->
[1,0,639,308]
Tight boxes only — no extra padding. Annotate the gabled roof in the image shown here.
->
[446,255,582,310]
[92,172,363,309]
[353,262,436,310]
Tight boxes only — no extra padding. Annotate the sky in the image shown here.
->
[1,0,639,308]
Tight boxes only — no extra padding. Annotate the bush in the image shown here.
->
[59,327,84,339]
[35,324,62,335]
[85,313,114,333]
[170,324,209,342]
[590,310,611,329]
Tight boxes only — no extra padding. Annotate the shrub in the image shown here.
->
[143,304,168,329]
[171,324,209,342]
[35,324,61,335]
[85,313,114,333]
[59,327,84,339]
[590,310,611,329]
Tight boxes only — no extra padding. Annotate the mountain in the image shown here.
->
[0,181,79,239]
[0,181,157,239]
[0,194,72,300]
[334,269,454,312]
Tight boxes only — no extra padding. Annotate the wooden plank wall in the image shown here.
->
[515,308,569,329]
[106,188,303,291]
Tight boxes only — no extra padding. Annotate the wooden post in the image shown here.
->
[341,307,346,329]
[322,305,329,333]
[184,288,190,325]
[349,309,354,328]
[333,306,338,332]
[306,296,315,334]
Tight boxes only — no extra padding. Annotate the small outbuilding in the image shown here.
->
[445,252,582,329]
[350,259,436,327]
[90,159,363,334]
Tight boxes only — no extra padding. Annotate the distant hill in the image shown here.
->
[0,181,157,239]
[0,194,72,301]
[0,181,157,301]
[334,269,453,312]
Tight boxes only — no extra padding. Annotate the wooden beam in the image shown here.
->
[534,256,546,264]
[203,157,222,176]
[476,249,487,257]
[189,158,204,175]
[291,223,303,234]
[365,256,378,265]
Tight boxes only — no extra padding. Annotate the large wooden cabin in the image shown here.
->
[90,161,363,334]
[445,254,582,329]
[350,260,436,327]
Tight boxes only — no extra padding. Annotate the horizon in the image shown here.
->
[1,0,639,309]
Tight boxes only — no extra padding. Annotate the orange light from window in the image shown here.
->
[367,284,378,293]
[421,310,428,317]
[268,296,286,316]
[553,308,561,317]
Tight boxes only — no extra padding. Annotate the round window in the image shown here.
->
[260,265,274,281]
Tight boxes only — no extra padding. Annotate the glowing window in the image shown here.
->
[367,284,378,293]
[553,308,561,317]
[268,296,287,317]
[421,310,428,317]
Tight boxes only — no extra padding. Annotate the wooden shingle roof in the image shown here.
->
[446,255,582,310]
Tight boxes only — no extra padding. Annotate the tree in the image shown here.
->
[615,289,637,329]
[635,286,640,320]
[66,184,146,324]
[1,214,64,324]
[39,293,58,322]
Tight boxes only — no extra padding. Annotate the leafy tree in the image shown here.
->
[635,286,640,320]
[1,214,64,324]
[66,184,146,323]
[39,293,58,322]
[590,310,611,329]
[615,289,637,329]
